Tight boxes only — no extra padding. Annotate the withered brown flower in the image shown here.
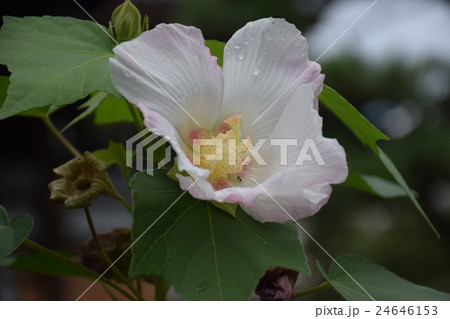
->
[48,152,119,209]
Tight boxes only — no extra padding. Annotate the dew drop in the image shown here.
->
[234,45,240,50]
[244,41,249,45]
[238,52,244,60]
[253,66,260,76]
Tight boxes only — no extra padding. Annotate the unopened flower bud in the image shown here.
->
[48,152,120,209]
[73,228,131,279]
[255,267,299,301]
[109,0,144,43]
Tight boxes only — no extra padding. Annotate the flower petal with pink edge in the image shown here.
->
[220,18,324,142]
[137,103,210,181]
[109,23,223,141]
[176,84,347,223]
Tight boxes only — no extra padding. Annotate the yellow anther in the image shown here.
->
[192,116,252,189]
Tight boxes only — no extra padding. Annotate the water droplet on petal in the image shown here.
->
[234,45,240,50]
[195,281,210,292]
[253,66,260,76]
[244,41,249,45]
[238,52,244,60]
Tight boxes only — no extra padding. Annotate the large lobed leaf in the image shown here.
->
[0,16,119,119]
[318,84,438,237]
[319,254,450,301]
[129,171,310,300]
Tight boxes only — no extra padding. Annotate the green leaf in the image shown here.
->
[205,40,225,68]
[60,91,109,133]
[16,105,53,118]
[319,84,438,236]
[377,146,439,237]
[319,84,389,152]
[0,227,14,259]
[0,251,92,278]
[0,205,8,225]
[10,215,33,251]
[2,74,59,117]
[129,171,310,300]
[94,95,134,125]
[0,206,14,258]
[93,141,130,182]
[0,205,33,258]
[318,254,450,301]
[344,169,408,198]
[0,76,9,108]
[211,201,238,217]
[0,16,119,119]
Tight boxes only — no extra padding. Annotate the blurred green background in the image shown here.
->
[0,0,449,300]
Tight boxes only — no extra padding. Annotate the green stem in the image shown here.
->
[126,101,144,132]
[118,195,133,215]
[136,278,142,295]
[101,283,119,301]
[42,115,81,157]
[84,207,144,301]
[22,239,136,301]
[295,281,331,298]
[154,275,169,301]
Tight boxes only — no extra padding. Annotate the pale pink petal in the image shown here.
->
[177,84,347,223]
[109,23,223,140]
[220,18,324,141]
[137,104,210,180]
[121,20,346,224]
[241,83,347,222]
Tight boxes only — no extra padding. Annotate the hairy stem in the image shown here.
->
[118,195,133,215]
[126,101,144,132]
[84,207,144,301]
[42,115,80,157]
[101,283,119,301]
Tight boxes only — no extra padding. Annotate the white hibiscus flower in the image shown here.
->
[109,18,348,223]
